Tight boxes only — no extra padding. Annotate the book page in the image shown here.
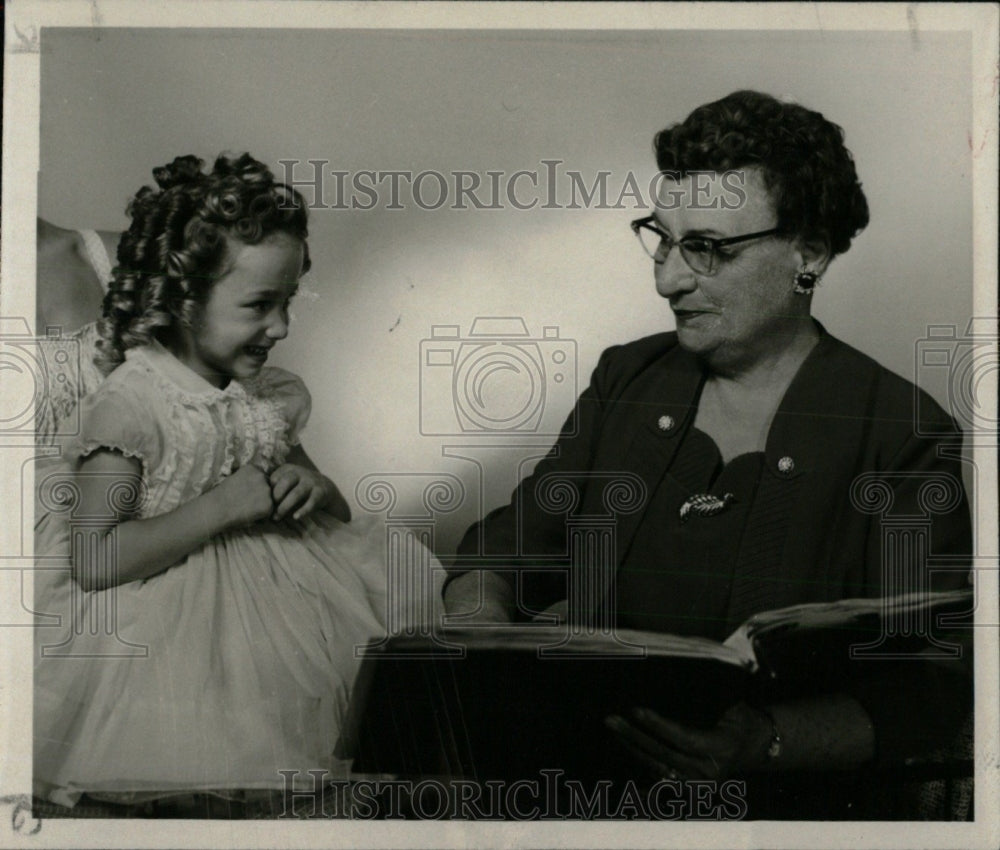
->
[397,624,756,667]
[736,587,975,638]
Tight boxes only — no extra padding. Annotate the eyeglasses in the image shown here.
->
[630,215,781,276]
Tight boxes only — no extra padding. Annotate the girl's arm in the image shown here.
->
[270,444,351,522]
[71,450,274,591]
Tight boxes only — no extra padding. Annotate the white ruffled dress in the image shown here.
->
[33,342,418,805]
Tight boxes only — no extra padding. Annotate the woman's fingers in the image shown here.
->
[630,707,711,757]
[606,711,731,781]
[605,715,718,781]
[605,713,662,755]
[605,715,675,780]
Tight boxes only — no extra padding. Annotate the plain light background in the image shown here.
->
[38,28,974,553]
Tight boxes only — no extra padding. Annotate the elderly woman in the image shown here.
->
[443,90,971,818]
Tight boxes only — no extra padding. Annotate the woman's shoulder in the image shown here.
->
[814,331,961,436]
[597,332,681,373]
[590,332,689,395]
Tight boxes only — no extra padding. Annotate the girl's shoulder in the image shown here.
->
[250,366,311,403]
[71,352,167,465]
[86,349,160,406]
[244,367,312,443]
[77,344,198,430]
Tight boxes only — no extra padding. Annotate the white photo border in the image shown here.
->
[2,2,997,848]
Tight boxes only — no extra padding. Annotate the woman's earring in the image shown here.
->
[793,266,820,295]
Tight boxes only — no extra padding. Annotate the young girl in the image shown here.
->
[33,154,427,808]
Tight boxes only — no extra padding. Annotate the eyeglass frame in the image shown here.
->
[630,215,782,276]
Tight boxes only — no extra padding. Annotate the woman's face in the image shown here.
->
[652,168,811,374]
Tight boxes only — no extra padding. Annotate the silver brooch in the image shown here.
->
[679,492,736,523]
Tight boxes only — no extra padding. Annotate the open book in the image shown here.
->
[339,588,972,782]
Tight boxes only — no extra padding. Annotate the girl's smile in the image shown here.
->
[172,232,304,388]
[244,344,271,357]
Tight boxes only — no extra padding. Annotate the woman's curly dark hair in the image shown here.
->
[654,90,869,257]
[96,153,311,375]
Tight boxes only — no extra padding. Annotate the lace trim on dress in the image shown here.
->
[77,443,146,463]
[119,347,300,500]
[220,402,240,479]
[122,349,292,465]
[241,376,292,472]
[115,350,229,514]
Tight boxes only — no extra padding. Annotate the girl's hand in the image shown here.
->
[269,463,332,521]
[213,465,275,528]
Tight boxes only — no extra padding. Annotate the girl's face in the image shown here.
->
[176,232,304,388]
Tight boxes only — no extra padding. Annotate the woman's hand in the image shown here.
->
[605,702,774,781]
[212,465,275,529]
[269,463,333,522]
